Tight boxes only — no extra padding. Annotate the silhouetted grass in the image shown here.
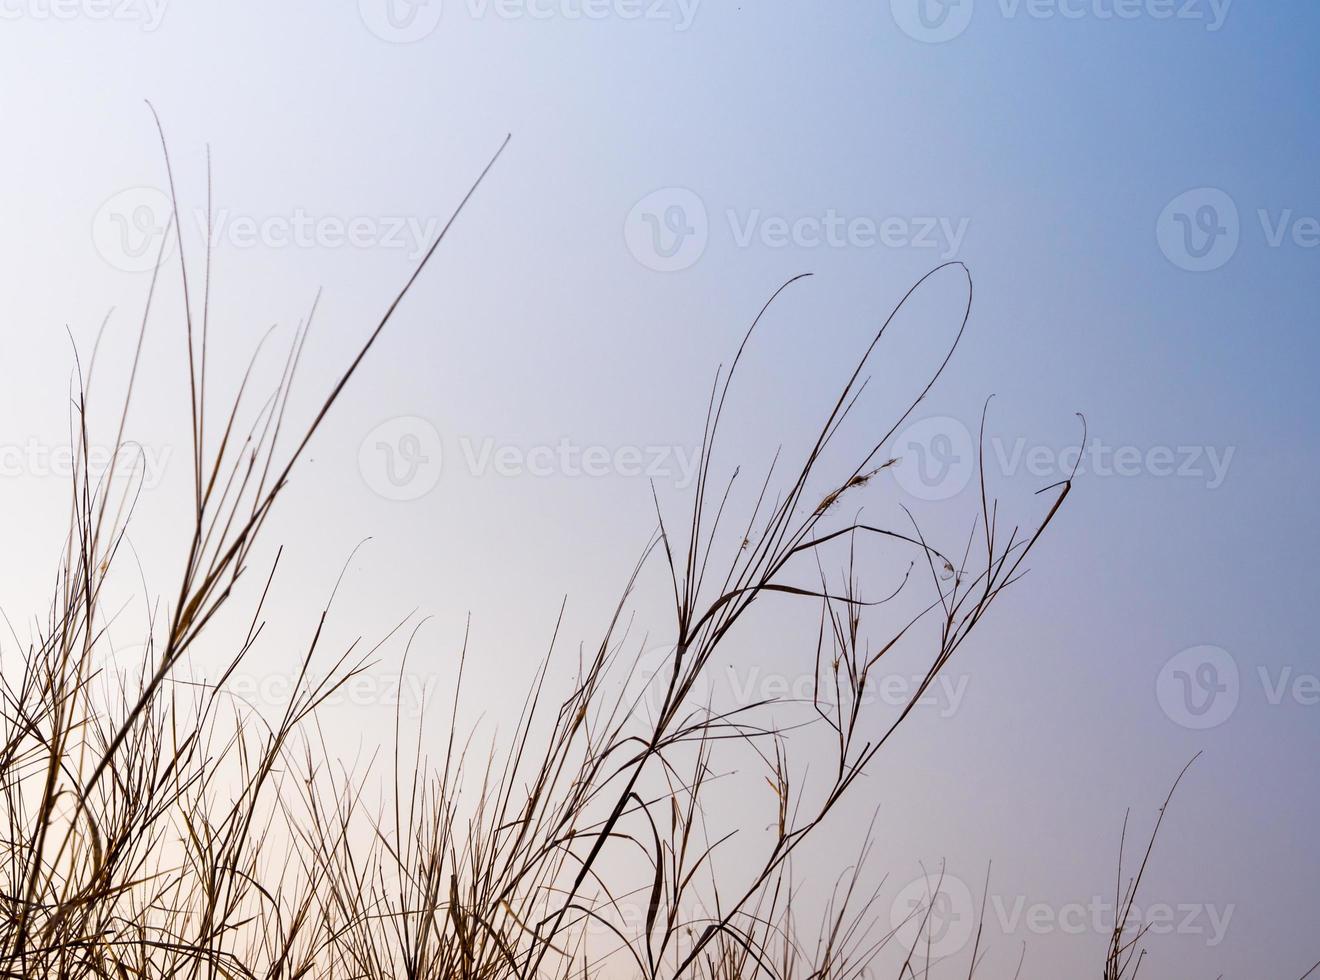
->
[4,128,1284,979]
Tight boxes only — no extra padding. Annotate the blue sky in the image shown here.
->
[1,1,1317,975]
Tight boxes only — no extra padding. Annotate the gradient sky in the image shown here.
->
[1,2,1318,976]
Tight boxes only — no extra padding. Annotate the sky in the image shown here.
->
[1,1,1318,976]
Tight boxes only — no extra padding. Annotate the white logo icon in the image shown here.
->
[625,188,709,272]
[891,416,976,501]
[359,417,444,501]
[92,186,176,273]
[891,0,974,43]
[1157,188,1240,272]
[1157,645,1239,729]
[890,873,976,960]
[359,0,444,42]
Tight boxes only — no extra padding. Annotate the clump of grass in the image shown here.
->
[3,128,1239,979]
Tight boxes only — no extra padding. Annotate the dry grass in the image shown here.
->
[2,130,1264,979]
